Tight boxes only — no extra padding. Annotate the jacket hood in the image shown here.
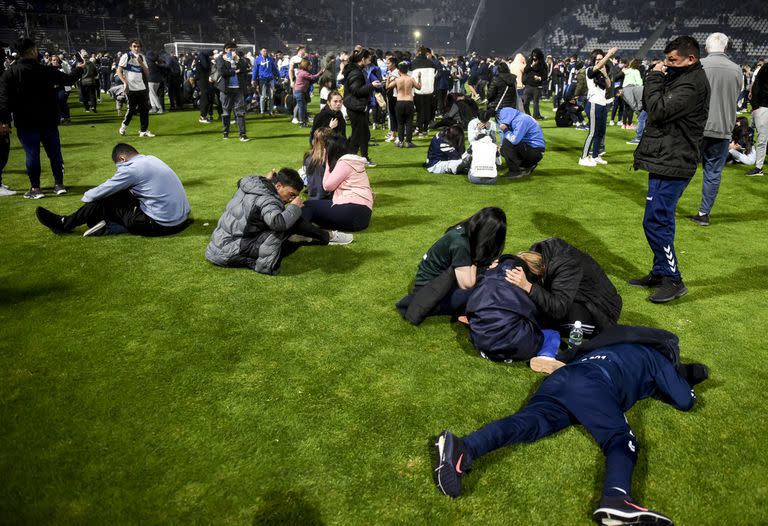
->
[498,72,516,86]
[498,107,521,124]
[238,175,277,196]
[338,154,368,172]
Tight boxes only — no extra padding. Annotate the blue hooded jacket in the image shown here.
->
[498,107,546,150]
[466,256,544,362]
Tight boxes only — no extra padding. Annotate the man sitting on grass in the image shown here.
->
[35,143,190,237]
[433,325,708,526]
[205,169,353,276]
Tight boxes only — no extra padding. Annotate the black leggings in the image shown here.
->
[395,101,415,143]
[347,109,370,159]
[303,200,371,232]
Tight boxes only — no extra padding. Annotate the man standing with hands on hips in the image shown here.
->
[117,39,155,138]
[629,36,710,303]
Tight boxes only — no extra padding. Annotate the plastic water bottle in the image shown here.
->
[568,321,583,351]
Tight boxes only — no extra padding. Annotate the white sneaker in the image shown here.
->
[0,184,16,196]
[578,156,597,167]
[139,130,156,137]
[118,124,126,135]
[83,220,107,237]
[291,117,299,124]
[592,156,608,165]
[608,120,614,126]
[328,230,353,245]
[384,133,395,142]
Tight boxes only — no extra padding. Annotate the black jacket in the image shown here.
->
[310,105,347,143]
[0,58,79,129]
[486,72,517,112]
[633,62,710,178]
[215,53,248,93]
[529,237,622,333]
[342,63,373,112]
[751,64,768,110]
[523,61,547,88]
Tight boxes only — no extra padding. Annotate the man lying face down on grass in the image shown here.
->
[205,168,353,275]
[433,324,709,526]
[35,143,190,237]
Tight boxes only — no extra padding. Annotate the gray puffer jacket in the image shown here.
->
[205,176,302,275]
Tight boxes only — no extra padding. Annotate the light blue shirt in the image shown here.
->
[82,154,191,226]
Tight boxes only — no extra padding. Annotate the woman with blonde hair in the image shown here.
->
[303,127,335,200]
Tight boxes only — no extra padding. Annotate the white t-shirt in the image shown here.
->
[586,66,609,106]
[118,52,147,91]
[289,54,302,83]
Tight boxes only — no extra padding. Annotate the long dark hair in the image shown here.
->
[733,116,753,154]
[443,125,465,154]
[448,207,507,267]
[325,135,352,171]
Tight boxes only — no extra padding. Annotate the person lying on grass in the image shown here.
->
[396,207,507,325]
[301,135,374,233]
[433,324,709,526]
[509,238,623,372]
[35,143,190,237]
[206,168,353,276]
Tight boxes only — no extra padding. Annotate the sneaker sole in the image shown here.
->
[434,432,461,498]
[83,220,108,237]
[649,285,688,304]
[530,356,566,374]
[328,239,353,246]
[593,507,673,525]
[25,193,45,200]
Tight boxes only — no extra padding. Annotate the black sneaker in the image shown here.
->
[24,188,45,200]
[649,277,688,303]
[35,206,67,233]
[433,430,471,498]
[678,363,709,386]
[628,272,663,288]
[745,167,764,177]
[593,495,673,525]
[54,184,67,195]
[689,213,709,226]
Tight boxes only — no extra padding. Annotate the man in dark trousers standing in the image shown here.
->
[117,39,154,138]
[432,325,709,526]
[629,36,710,303]
[0,37,84,199]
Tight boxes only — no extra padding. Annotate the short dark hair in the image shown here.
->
[14,38,36,55]
[478,109,493,123]
[128,38,141,47]
[664,36,700,59]
[112,143,139,162]
[273,168,304,192]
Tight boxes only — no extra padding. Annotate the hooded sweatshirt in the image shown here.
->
[498,107,546,150]
[323,154,374,208]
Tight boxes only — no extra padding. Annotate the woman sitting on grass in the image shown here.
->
[205,168,353,276]
[425,125,471,175]
[396,207,507,325]
[302,135,373,232]
[303,127,334,200]
[728,116,756,166]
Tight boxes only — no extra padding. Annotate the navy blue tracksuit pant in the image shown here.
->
[643,175,691,281]
[463,343,695,496]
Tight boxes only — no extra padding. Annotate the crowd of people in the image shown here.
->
[2,26,765,525]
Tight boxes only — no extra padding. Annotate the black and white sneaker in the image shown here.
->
[745,167,764,177]
[433,430,471,498]
[83,220,108,237]
[593,495,673,525]
[54,184,67,195]
[689,213,709,226]
[24,188,45,200]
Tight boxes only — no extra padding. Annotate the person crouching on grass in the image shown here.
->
[205,169,353,276]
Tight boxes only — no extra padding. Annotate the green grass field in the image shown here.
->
[1,98,767,525]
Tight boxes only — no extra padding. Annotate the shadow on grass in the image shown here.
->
[0,283,69,306]
[252,488,324,525]
[366,213,433,233]
[280,248,391,276]
[617,309,660,328]
[371,178,432,188]
[371,193,409,207]
[594,172,647,204]
[701,209,768,225]
[532,212,645,279]
[376,162,428,169]
[60,142,96,148]
[678,264,768,303]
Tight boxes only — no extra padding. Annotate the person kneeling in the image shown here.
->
[205,169,352,276]
[497,107,546,179]
[35,143,190,237]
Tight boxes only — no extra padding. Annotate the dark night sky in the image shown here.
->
[470,0,567,54]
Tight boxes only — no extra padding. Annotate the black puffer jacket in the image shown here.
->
[486,72,517,112]
[523,61,547,88]
[528,237,622,334]
[633,62,710,178]
[342,63,373,112]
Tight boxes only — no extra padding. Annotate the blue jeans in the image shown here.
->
[698,137,731,215]
[259,79,274,114]
[633,110,647,141]
[582,102,607,158]
[643,175,691,280]
[16,127,64,188]
[294,90,307,123]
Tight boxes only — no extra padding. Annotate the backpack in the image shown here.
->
[468,137,498,180]
[574,69,587,97]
